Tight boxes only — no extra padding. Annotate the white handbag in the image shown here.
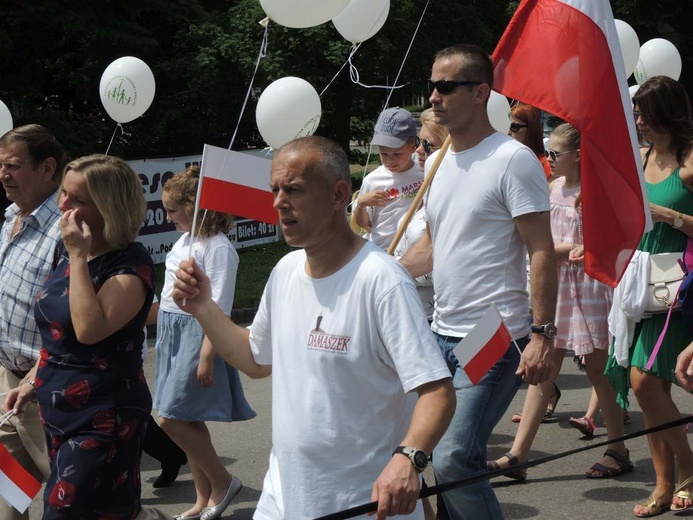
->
[646,252,685,313]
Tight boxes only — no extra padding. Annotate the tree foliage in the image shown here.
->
[1,0,690,161]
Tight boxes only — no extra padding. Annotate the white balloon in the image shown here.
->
[0,100,12,137]
[332,0,389,44]
[488,91,510,134]
[256,77,322,149]
[260,0,349,29]
[614,20,640,78]
[99,57,156,124]
[628,84,640,108]
[634,38,682,84]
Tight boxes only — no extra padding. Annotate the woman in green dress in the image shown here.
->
[606,75,693,517]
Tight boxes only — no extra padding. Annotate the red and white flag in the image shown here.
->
[0,442,41,513]
[453,304,513,385]
[492,0,651,287]
[199,144,276,225]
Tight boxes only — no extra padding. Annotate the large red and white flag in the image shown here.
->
[199,145,276,225]
[0,442,41,513]
[453,304,513,385]
[492,0,651,287]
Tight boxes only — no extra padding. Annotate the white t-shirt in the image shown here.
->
[249,241,449,520]
[160,232,238,315]
[425,132,549,338]
[394,208,434,320]
[360,164,424,250]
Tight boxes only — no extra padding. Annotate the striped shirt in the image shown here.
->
[0,195,60,371]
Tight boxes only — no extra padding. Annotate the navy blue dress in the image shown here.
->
[34,242,154,519]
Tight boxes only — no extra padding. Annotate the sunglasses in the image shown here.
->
[415,136,439,155]
[544,149,578,161]
[509,122,529,133]
[428,79,483,95]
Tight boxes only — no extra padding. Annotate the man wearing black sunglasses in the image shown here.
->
[400,44,557,520]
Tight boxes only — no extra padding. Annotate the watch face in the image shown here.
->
[413,450,429,470]
[544,324,557,339]
[675,217,684,229]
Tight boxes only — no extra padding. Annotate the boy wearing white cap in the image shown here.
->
[353,107,423,250]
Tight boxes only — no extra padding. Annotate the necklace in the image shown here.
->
[654,152,677,170]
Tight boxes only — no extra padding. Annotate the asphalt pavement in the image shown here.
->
[26,346,693,519]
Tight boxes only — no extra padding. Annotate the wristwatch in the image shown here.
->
[673,213,684,229]
[392,446,429,473]
[530,323,557,339]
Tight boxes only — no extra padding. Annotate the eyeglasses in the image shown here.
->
[509,122,529,133]
[428,79,483,95]
[633,110,646,123]
[544,149,578,161]
[415,136,439,156]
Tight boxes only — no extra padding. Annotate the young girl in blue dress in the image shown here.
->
[154,166,255,520]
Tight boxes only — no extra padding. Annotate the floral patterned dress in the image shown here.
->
[33,241,154,519]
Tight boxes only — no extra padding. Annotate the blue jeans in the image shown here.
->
[433,333,527,520]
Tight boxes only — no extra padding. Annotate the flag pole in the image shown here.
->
[387,134,451,256]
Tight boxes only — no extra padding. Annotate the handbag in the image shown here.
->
[646,252,686,314]
[645,238,693,370]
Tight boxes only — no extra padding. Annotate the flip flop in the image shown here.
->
[568,415,596,438]
[633,494,671,518]
[671,474,693,511]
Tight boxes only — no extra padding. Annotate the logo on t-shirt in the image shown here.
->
[307,315,350,354]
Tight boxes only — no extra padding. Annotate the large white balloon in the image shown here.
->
[614,20,640,78]
[488,91,510,134]
[332,0,390,44]
[99,57,156,124]
[256,77,321,149]
[0,100,12,137]
[634,38,682,84]
[260,0,349,29]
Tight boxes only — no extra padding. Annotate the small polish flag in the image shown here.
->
[0,442,41,513]
[453,304,513,385]
[199,144,276,225]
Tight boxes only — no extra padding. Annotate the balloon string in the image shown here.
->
[320,43,362,98]
[227,19,269,151]
[382,0,430,108]
[188,16,270,267]
[104,123,123,155]
[359,0,431,179]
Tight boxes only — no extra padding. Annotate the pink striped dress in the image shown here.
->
[551,177,613,354]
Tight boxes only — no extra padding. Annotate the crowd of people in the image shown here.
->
[1,42,693,520]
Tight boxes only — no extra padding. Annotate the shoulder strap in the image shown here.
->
[642,145,654,168]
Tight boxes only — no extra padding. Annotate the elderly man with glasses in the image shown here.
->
[400,44,558,520]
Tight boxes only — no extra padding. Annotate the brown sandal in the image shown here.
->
[486,452,527,481]
[586,449,633,479]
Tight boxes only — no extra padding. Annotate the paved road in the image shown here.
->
[27,347,693,519]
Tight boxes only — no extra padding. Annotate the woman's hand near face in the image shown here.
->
[60,209,92,259]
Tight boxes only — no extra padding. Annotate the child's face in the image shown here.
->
[378,140,416,173]
[547,136,579,178]
[162,191,193,233]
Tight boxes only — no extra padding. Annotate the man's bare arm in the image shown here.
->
[399,224,433,278]
[514,211,557,384]
[370,378,455,519]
